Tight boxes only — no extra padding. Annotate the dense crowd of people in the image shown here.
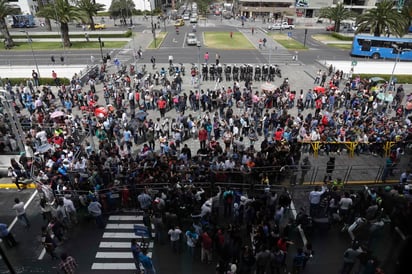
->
[1,58,411,273]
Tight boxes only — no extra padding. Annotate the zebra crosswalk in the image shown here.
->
[91,213,154,271]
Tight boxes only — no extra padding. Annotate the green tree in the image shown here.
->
[37,0,84,47]
[0,0,20,48]
[319,3,354,33]
[356,0,409,37]
[74,0,105,30]
[109,0,135,26]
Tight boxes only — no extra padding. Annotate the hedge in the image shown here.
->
[2,78,71,86]
[331,32,354,41]
[358,74,412,84]
[8,32,131,39]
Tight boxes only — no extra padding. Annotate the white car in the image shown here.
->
[268,22,295,30]
[190,16,198,23]
[183,14,190,20]
[186,33,198,46]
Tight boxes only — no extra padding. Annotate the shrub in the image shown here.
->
[358,74,411,84]
[124,29,133,37]
[331,32,353,41]
[4,78,70,86]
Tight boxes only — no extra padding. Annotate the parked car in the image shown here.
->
[89,23,106,30]
[268,22,295,30]
[326,25,335,31]
[183,13,190,20]
[186,33,198,46]
[174,19,185,27]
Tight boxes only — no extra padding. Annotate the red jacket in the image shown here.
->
[198,129,207,141]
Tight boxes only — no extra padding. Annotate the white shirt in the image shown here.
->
[13,202,25,216]
[168,228,182,241]
[309,186,326,204]
[339,197,353,210]
[63,197,76,213]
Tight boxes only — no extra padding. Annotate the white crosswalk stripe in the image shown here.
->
[91,213,154,271]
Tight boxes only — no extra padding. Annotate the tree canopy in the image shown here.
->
[356,0,410,37]
[0,0,20,47]
[109,0,135,24]
[74,0,105,30]
[319,3,354,33]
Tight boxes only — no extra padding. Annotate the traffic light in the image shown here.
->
[98,36,101,43]
[101,42,104,47]
[51,56,55,63]
[60,56,64,62]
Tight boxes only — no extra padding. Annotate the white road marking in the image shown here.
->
[99,242,154,248]
[91,263,137,270]
[103,232,149,239]
[108,215,143,221]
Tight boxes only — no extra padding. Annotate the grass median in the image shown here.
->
[3,41,128,51]
[148,32,167,49]
[204,31,254,50]
[270,33,307,50]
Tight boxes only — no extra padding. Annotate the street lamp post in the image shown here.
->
[150,1,156,48]
[22,31,40,78]
[197,41,201,111]
[98,36,104,63]
[389,44,402,92]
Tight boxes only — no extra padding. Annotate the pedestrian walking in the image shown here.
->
[252,27,255,35]
[258,38,263,49]
[41,226,58,260]
[12,198,30,229]
[85,33,89,42]
[263,37,267,47]
[204,52,209,63]
[0,223,18,247]
[150,56,156,69]
[324,157,335,183]
[230,31,233,38]
[58,252,78,274]
[131,238,141,268]
[300,156,311,184]
[139,251,156,274]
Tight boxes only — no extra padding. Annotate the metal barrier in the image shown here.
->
[299,141,404,158]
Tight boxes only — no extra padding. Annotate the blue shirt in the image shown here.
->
[0,223,9,237]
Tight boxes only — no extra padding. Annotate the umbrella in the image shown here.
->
[261,82,276,92]
[94,107,108,118]
[50,110,65,119]
[36,143,53,153]
[135,110,148,121]
[313,86,326,94]
[369,77,386,83]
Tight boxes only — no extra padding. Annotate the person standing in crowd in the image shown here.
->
[292,247,307,274]
[200,230,213,264]
[87,198,105,228]
[58,252,78,274]
[309,184,326,217]
[138,189,152,211]
[0,223,18,247]
[185,227,199,257]
[168,225,182,253]
[12,198,30,229]
[341,243,363,274]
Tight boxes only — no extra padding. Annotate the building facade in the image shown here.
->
[237,0,380,19]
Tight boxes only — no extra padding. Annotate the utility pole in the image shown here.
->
[98,36,104,63]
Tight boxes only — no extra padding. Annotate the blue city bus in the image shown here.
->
[351,35,412,61]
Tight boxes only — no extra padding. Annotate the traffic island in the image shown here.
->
[270,33,307,50]
[203,31,254,50]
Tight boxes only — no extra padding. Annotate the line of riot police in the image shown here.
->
[201,63,282,82]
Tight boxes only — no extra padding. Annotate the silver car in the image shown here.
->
[186,33,198,46]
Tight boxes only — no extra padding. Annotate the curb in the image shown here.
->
[0,182,36,189]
